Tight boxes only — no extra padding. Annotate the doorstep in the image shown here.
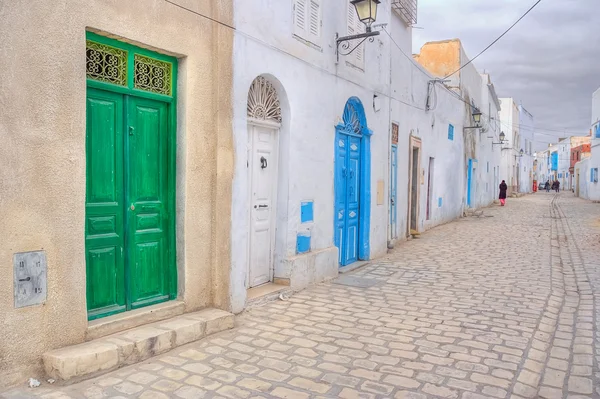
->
[43,308,234,384]
[246,283,291,308]
[86,300,186,341]
[339,260,369,274]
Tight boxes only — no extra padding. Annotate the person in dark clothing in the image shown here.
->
[499,180,508,206]
[545,181,550,192]
[555,180,560,193]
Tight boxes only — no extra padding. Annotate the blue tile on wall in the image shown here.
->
[438,197,443,208]
[296,233,311,254]
[300,201,314,223]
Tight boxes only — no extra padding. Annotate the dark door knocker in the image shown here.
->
[260,156,268,169]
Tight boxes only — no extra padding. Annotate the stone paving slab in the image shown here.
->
[3,193,599,398]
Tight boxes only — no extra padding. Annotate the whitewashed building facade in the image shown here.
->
[518,104,535,193]
[573,87,600,199]
[230,0,506,312]
[499,98,520,194]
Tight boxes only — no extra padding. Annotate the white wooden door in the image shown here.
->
[249,124,278,287]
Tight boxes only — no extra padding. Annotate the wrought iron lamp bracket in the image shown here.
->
[335,31,380,63]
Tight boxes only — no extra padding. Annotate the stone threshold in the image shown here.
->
[43,308,234,384]
[87,300,186,341]
[339,260,369,274]
[246,283,292,308]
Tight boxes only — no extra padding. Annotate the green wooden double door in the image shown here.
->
[86,87,175,320]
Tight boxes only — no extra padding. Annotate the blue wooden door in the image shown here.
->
[467,159,473,207]
[335,132,362,266]
[390,145,397,239]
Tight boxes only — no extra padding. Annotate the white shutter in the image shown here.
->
[347,1,365,68]
[347,1,356,35]
[294,0,308,37]
[308,0,321,39]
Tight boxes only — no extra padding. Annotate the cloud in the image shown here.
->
[413,0,600,148]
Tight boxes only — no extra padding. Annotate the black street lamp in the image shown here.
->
[336,0,381,62]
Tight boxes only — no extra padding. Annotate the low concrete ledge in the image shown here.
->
[87,300,185,341]
[43,308,234,383]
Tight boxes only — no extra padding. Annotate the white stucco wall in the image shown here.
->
[518,105,535,193]
[557,139,571,190]
[499,98,520,193]
[574,158,590,199]
[477,75,502,206]
[230,1,473,312]
[535,150,551,186]
[587,87,600,200]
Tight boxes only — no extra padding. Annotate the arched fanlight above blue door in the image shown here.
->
[334,97,371,266]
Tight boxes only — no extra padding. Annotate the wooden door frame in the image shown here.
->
[407,135,422,236]
[85,32,178,320]
[246,118,280,288]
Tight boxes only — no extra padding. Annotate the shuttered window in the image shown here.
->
[347,1,366,68]
[293,0,321,46]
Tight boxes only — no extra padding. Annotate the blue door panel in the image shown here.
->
[390,145,397,238]
[335,132,361,266]
[467,159,473,207]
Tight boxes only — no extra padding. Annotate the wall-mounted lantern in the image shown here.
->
[472,109,482,125]
[463,108,482,130]
[519,149,524,157]
[492,131,507,147]
[336,0,381,63]
[352,0,380,32]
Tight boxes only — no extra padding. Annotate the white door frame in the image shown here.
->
[246,118,280,288]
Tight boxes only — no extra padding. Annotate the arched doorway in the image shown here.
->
[334,98,371,266]
[246,76,282,287]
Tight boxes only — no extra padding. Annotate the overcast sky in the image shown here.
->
[412,0,600,150]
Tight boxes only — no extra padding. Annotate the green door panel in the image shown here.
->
[85,88,126,320]
[127,97,170,308]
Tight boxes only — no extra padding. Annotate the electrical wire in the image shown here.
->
[442,0,543,79]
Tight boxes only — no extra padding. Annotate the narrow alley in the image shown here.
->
[5,193,599,399]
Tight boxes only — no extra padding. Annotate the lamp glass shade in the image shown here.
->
[472,110,482,124]
[499,132,506,142]
[520,149,524,155]
[351,0,380,30]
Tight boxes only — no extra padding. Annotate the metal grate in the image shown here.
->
[392,0,418,26]
[134,54,172,96]
[86,41,128,86]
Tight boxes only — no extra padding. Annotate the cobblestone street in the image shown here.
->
[4,193,600,399]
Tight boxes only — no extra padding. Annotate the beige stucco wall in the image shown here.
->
[0,0,233,389]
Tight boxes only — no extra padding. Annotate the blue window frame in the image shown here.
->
[448,124,454,141]
[592,168,598,183]
[595,124,600,139]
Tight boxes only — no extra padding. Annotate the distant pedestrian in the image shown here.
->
[545,180,550,192]
[499,180,508,206]
[554,180,560,193]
